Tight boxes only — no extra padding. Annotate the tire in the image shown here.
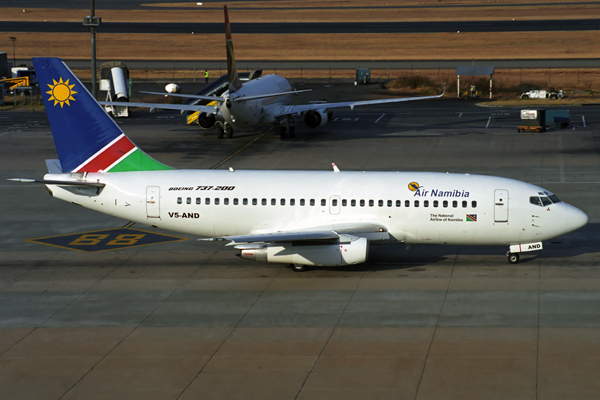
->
[280,126,287,139]
[217,126,224,139]
[225,126,233,139]
[550,94,558,99]
[291,264,308,272]
[289,126,296,139]
[521,95,529,99]
[507,253,520,264]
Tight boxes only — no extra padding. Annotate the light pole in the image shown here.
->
[9,37,16,68]
[83,0,101,98]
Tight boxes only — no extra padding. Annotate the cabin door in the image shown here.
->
[494,189,508,222]
[146,186,161,218]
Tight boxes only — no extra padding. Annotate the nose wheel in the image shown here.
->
[217,125,234,139]
[507,252,520,264]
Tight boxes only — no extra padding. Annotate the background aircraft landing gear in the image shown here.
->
[217,125,224,139]
[225,126,233,138]
[290,264,309,272]
[507,252,520,264]
[279,116,295,140]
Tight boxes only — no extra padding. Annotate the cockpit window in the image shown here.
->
[531,195,560,207]
[530,196,542,206]
[549,194,561,203]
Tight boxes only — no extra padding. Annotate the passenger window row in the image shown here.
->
[176,197,478,209]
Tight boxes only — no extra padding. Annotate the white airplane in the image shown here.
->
[102,6,446,139]
[13,57,588,271]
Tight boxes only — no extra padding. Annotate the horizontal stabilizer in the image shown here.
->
[7,178,105,188]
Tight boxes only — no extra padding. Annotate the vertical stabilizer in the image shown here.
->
[224,6,242,94]
[33,58,172,173]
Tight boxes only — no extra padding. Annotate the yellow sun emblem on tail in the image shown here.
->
[46,77,77,108]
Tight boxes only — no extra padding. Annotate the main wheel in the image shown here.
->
[291,264,308,272]
[217,126,224,139]
[507,253,520,264]
[289,126,296,139]
[280,126,287,139]
[225,126,233,138]
[521,95,529,99]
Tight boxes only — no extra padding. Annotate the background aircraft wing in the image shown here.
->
[203,222,395,245]
[274,92,445,118]
[99,101,218,114]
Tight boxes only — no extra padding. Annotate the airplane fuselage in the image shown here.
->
[45,170,587,247]
[220,74,293,129]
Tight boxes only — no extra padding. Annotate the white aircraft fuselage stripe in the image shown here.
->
[44,169,587,247]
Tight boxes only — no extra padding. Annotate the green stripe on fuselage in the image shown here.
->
[108,149,173,172]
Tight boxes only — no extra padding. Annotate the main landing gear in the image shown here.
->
[217,124,233,139]
[278,115,296,140]
[506,252,520,264]
[290,264,309,272]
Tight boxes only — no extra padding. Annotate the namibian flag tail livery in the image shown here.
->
[33,58,171,173]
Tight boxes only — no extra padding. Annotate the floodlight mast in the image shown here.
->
[83,0,101,98]
[9,37,16,68]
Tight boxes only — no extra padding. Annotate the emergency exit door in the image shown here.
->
[494,189,508,222]
[146,186,160,218]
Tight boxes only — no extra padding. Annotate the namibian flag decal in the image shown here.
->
[466,214,477,222]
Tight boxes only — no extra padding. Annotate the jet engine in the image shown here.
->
[198,112,217,129]
[238,237,368,266]
[303,109,328,129]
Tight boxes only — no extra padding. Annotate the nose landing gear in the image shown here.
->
[217,123,234,139]
[507,252,520,264]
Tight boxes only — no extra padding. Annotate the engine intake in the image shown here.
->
[304,109,328,129]
[198,113,216,129]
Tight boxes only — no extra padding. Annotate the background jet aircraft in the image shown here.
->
[11,57,588,271]
[103,6,445,139]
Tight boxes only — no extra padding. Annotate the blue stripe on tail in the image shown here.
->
[33,58,127,173]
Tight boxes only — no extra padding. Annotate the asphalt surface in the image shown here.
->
[2,83,600,399]
[2,19,600,34]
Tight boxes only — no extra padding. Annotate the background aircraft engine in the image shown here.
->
[198,113,217,129]
[238,237,368,266]
[304,109,328,128]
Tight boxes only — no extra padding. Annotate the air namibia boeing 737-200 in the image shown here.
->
[11,58,588,271]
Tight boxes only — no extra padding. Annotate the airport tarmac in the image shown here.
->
[2,85,600,399]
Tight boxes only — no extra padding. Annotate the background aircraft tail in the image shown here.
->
[224,6,242,94]
[33,58,171,173]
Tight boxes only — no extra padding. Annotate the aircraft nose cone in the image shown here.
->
[565,204,588,232]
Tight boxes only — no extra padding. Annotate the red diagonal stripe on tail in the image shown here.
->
[74,135,136,173]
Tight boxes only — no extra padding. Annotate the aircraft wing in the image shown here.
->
[99,101,218,114]
[273,92,445,118]
[202,222,396,246]
[140,91,226,102]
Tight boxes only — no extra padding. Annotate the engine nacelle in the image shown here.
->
[304,109,328,129]
[198,112,217,129]
[238,237,369,266]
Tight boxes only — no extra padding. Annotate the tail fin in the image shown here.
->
[224,6,242,94]
[33,58,171,173]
